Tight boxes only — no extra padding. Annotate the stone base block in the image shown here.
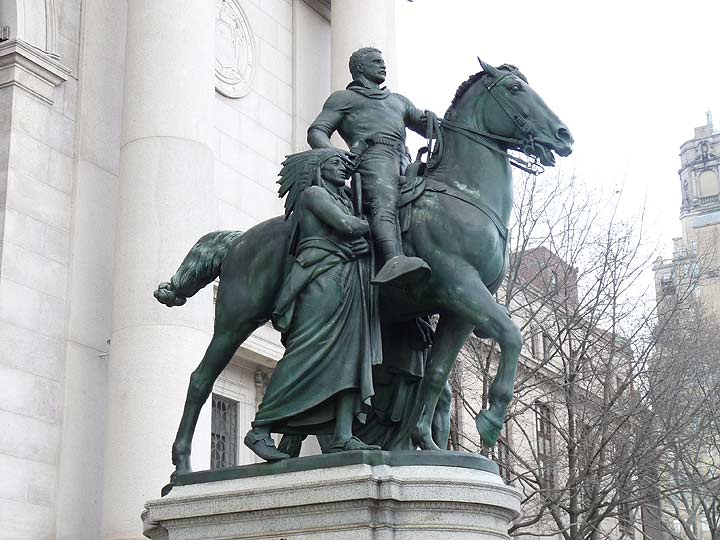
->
[142,451,521,540]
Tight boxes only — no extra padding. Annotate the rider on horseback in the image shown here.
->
[308,47,435,287]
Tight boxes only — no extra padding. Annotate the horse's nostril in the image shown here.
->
[557,126,572,143]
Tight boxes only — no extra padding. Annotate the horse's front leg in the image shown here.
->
[412,313,474,450]
[439,274,522,448]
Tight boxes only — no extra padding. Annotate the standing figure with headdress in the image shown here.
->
[244,149,383,461]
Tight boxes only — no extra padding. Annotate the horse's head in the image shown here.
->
[446,59,573,167]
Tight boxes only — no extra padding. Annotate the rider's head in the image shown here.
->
[349,47,386,84]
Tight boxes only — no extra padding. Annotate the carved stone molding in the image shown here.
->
[304,0,331,21]
[214,0,256,98]
[144,461,521,540]
[0,38,69,104]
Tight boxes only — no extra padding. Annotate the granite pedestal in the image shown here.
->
[142,451,521,540]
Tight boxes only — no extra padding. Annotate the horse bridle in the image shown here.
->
[435,72,546,176]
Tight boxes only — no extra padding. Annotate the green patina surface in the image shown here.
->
[155,48,573,485]
[173,450,498,487]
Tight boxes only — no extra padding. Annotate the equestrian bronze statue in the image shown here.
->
[155,53,573,474]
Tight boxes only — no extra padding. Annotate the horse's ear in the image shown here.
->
[477,57,501,78]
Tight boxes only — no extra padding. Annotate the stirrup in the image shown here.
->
[372,255,431,287]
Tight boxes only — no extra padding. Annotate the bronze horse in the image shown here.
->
[156,59,573,473]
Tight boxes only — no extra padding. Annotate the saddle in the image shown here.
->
[398,163,427,234]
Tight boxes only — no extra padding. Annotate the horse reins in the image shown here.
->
[427,71,546,176]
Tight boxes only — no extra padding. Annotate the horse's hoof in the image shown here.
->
[173,454,192,474]
[476,411,503,447]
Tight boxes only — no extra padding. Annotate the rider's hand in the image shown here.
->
[349,237,370,257]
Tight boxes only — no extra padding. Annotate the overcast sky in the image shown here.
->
[395,0,720,259]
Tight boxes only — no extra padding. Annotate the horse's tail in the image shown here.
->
[154,230,243,307]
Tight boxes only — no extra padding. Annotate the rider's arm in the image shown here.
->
[307,91,347,149]
[303,186,369,238]
[401,95,433,137]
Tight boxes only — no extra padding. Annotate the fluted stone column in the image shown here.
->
[330,0,399,91]
[102,2,216,538]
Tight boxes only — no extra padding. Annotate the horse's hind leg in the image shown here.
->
[172,318,258,473]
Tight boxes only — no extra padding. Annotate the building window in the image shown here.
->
[542,332,554,361]
[211,393,238,469]
[617,500,632,535]
[529,326,539,358]
[535,401,555,488]
[549,270,558,290]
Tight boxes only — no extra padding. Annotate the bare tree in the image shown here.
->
[450,171,717,540]
[652,305,720,540]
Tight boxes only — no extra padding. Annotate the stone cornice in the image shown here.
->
[0,39,71,104]
[304,0,331,21]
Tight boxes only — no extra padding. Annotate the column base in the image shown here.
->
[142,451,521,540]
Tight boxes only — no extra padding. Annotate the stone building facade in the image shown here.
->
[0,1,405,538]
[651,119,720,540]
[653,115,720,318]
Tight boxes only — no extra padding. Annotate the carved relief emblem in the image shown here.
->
[215,0,256,98]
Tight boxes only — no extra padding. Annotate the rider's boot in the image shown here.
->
[371,220,431,287]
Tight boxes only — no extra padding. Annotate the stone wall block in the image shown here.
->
[237,114,278,161]
[0,499,55,540]
[47,109,77,156]
[8,130,51,182]
[58,0,82,45]
[238,176,281,221]
[250,67,279,108]
[1,242,68,299]
[221,134,259,177]
[258,38,292,85]
[242,1,278,50]
[260,0,292,29]
[45,225,70,264]
[212,98,241,139]
[278,26,292,57]
[258,96,292,142]
[232,90,262,123]
[0,454,30,502]
[0,324,64,381]
[4,208,46,254]
[48,148,74,193]
[57,34,80,75]
[63,75,78,121]
[27,462,57,506]
[12,91,51,142]
[6,170,71,230]
[0,364,36,416]
[34,377,61,423]
[0,279,65,339]
[217,200,254,231]
[0,409,61,465]
[214,161,245,205]
[276,138,292,164]
[278,80,292,115]
[39,286,67,339]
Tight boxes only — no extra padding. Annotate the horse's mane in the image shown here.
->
[444,64,528,120]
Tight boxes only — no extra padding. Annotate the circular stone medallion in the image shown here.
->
[215,0,256,98]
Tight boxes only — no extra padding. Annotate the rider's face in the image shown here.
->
[320,156,348,186]
[359,52,386,85]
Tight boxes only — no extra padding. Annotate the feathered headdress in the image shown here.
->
[277,148,345,219]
